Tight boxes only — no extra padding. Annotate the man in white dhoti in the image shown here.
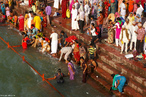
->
[120,26,131,54]
[119,0,126,19]
[84,1,90,25]
[54,0,60,10]
[50,28,58,56]
[130,22,138,51]
[71,5,79,31]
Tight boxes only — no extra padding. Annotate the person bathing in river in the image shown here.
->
[66,58,75,80]
[47,69,65,83]
[80,57,88,83]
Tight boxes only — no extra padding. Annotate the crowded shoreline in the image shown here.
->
[0,0,146,97]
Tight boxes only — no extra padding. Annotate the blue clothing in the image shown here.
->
[115,76,126,93]
[1,4,5,15]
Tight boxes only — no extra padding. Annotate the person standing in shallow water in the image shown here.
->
[47,69,65,83]
[66,58,75,80]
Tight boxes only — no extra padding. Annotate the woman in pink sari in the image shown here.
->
[18,15,24,31]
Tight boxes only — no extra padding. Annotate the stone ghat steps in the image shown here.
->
[96,58,146,96]
[97,43,146,78]
[92,67,143,97]
[97,52,146,87]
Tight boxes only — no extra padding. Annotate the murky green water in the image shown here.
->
[0,26,106,97]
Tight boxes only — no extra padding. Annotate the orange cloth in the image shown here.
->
[128,0,134,12]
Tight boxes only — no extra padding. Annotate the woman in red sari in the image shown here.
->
[73,40,80,64]
[104,0,110,17]
[61,0,69,19]
[18,15,24,31]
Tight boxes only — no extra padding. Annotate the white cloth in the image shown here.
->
[27,13,33,29]
[71,9,79,30]
[120,29,130,53]
[59,47,72,61]
[84,4,90,16]
[51,40,58,54]
[119,3,126,16]
[91,28,96,36]
[123,22,131,30]
[74,2,79,9]
[130,25,138,42]
[79,11,85,21]
[120,29,131,43]
[136,5,144,16]
[130,25,138,50]
[53,0,59,9]
[50,33,58,41]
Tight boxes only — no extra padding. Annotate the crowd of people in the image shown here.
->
[0,0,145,95]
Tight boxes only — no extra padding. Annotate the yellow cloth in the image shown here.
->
[33,16,41,30]
[66,9,70,18]
[145,37,146,43]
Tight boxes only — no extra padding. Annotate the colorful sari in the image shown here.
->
[107,24,115,43]
[62,0,68,18]
[73,43,80,62]
[104,1,110,17]
[68,62,75,80]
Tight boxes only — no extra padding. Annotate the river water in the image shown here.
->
[0,26,106,97]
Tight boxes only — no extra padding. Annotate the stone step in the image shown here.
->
[96,59,146,95]
[98,50,146,85]
[93,67,143,97]
[98,53,146,86]
[97,43,146,78]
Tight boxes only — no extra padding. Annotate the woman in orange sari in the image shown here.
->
[128,0,134,12]
[73,40,80,64]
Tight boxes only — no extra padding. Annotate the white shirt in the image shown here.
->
[130,25,138,42]
[50,33,58,41]
[136,5,144,16]
[91,28,97,36]
[84,4,90,15]
[79,11,85,21]
[119,3,126,16]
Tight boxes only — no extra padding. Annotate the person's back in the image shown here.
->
[50,33,58,41]
[34,15,41,30]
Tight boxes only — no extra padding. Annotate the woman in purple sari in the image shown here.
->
[67,58,75,80]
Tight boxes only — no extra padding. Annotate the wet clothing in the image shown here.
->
[55,73,64,83]
[82,62,87,83]
[68,62,75,80]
